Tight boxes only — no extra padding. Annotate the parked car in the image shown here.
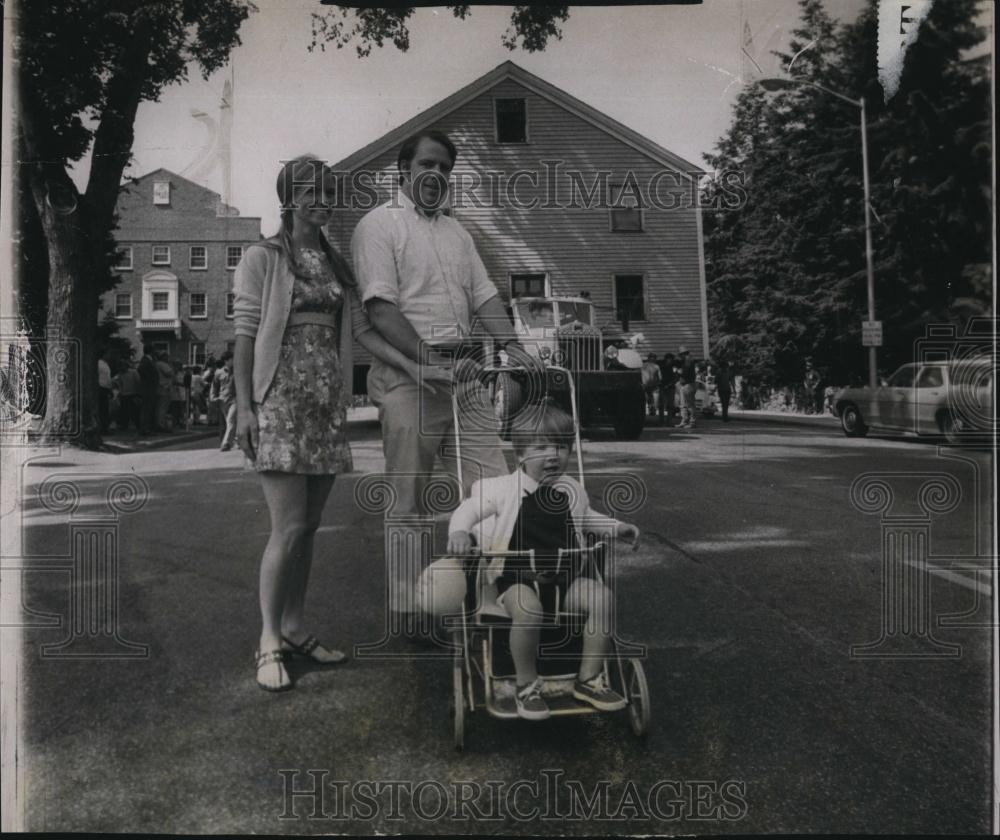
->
[832,358,995,444]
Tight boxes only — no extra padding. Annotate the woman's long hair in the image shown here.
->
[270,155,357,287]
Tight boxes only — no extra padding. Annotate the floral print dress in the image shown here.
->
[253,248,353,474]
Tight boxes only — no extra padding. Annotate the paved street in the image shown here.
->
[13,416,995,834]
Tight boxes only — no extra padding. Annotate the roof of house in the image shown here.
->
[122,168,260,221]
[331,61,704,178]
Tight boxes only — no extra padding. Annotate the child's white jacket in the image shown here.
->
[449,470,622,581]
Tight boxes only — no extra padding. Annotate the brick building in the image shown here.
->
[100,169,261,365]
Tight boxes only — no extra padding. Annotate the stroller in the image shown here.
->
[446,365,651,750]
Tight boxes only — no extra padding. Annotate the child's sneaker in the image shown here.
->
[515,678,550,720]
[573,671,627,711]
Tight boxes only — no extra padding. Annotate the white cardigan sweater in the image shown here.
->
[449,471,622,580]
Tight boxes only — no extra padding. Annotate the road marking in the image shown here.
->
[916,560,993,595]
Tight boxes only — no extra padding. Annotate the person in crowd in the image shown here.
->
[658,352,677,426]
[676,346,697,429]
[114,359,141,431]
[713,356,733,422]
[447,402,639,720]
[188,365,205,425]
[155,352,174,432]
[202,362,217,423]
[219,353,238,451]
[97,348,113,434]
[170,360,187,428]
[137,344,159,435]
[641,352,661,418]
[211,359,228,430]
[803,361,823,414]
[234,155,450,692]
[351,129,537,632]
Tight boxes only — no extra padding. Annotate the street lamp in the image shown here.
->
[759,77,878,389]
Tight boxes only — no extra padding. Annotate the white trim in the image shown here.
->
[189,341,206,366]
[695,206,710,358]
[611,272,648,323]
[493,95,529,144]
[225,245,243,270]
[332,62,702,182]
[189,292,208,320]
[225,291,236,319]
[114,292,132,319]
[114,245,133,271]
[189,245,208,270]
[608,182,645,233]
[151,244,171,266]
[508,271,549,298]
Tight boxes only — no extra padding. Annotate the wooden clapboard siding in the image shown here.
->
[327,63,707,368]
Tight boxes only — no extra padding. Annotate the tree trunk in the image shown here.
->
[30,175,100,448]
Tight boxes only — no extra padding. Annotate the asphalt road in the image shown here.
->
[15,416,995,834]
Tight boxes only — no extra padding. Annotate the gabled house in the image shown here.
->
[326,60,709,381]
[100,169,261,365]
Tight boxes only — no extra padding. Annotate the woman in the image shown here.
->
[234,155,449,691]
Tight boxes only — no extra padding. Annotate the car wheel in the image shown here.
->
[840,403,868,437]
[939,411,964,445]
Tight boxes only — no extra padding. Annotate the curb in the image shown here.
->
[728,410,840,429]
[101,428,219,454]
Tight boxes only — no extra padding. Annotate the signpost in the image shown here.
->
[862,320,883,347]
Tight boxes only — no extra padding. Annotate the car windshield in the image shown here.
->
[557,302,592,326]
[916,366,943,388]
[517,300,555,329]
[887,365,916,387]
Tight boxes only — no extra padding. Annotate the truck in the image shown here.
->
[493,295,646,440]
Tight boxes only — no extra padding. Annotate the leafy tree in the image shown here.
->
[702,0,991,390]
[19,1,569,447]
[17,0,253,446]
[310,4,569,55]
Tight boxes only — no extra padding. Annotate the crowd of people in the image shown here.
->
[98,346,238,448]
[639,349,734,427]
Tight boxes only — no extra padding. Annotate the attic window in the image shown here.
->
[495,98,527,143]
[153,181,170,205]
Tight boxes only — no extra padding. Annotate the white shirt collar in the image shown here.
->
[517,469,539,496]
[398,187,447,219]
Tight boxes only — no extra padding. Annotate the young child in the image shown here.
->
[447,401,640,721]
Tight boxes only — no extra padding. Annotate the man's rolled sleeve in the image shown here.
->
[465,231,500,311]
[351,214,401,307]
[233,247,265,338]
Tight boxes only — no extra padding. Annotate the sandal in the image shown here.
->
[281,634,348,665]
[255,649,292,692]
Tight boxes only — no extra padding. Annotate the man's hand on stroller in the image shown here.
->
[448,530,475,556]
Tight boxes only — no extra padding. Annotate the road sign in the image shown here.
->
[862,320,883,347]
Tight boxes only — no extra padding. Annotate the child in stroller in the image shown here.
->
[447,400,640,720]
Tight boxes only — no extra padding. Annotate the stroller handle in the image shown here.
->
[451,363,585,491]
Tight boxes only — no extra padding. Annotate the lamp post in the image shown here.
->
[759,77,878,389]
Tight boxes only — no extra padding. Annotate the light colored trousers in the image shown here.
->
[369,361,508,616]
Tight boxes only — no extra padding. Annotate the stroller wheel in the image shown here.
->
[625,659,651,737]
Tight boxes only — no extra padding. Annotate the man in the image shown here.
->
[658,352,677,426]
[211,357,230,437]
[803,361,822,414]
[714,357,733,422]
[155,352,175,432]
[352,129,535,630]
[218,353,237,451]
[97,349,113,434]
[137,344,159,435]
[114,359,141,431]
[677,346,697,429]
[641,353,661,418]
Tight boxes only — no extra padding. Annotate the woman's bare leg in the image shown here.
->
[257,472,311,689]
[281,475,341,661]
